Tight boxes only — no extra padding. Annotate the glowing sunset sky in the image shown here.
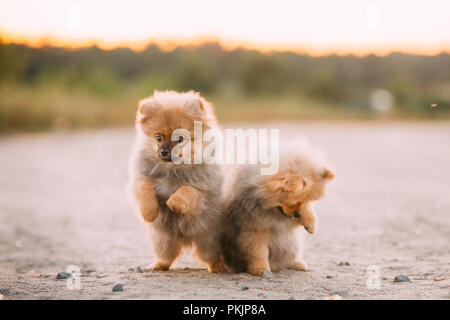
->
[1,0,449,55]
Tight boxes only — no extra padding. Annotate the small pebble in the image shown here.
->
[394,275,411,283]
[325,295,343,300]
[433,276,446,281]
[112,284,123,292]
[288,296,295,300]
[261,270,272,279]
[27,270,42,278]
[128,267,134,272]
[338,261,350,266]
[241,286,250,291]
[56,272,72,280]
[326,275,334,279]
[331,290,349,297]
[238,274,249,279]
[96,274,108,279]
[0,288,9,295]
[257,293,265,297]
[136,266,144,273]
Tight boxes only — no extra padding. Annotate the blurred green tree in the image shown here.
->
[240,55,287,94]
[0,39,27,82]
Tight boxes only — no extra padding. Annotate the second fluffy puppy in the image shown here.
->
[221,144,334,277]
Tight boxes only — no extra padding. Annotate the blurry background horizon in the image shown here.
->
[1,0,450,132]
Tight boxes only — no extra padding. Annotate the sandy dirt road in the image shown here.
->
[0,123,449,300]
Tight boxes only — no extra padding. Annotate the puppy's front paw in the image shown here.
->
[140,203,159,223]
[167,194,190,214]
[303,221,316,234]
[298,205,317,234]
[134,179,159,223]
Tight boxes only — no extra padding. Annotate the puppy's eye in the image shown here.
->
[177,136,184,143]
[156,135,162,142]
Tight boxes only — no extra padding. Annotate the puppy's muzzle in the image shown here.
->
[159,143,171,162]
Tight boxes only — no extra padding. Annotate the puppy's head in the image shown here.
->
[135,90,217,164]
[258,145,335,218]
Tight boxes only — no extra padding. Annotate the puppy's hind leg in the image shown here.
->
[241,231,272,278]
[149,232,182,271]
[280,233,309,271]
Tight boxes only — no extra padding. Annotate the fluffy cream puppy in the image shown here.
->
[127,90,225,273]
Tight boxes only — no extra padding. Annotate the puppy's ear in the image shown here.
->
[138,97,161,117]
[266,175,304,193]
[183,98,204,116]
[321,168,335,180]
[266,176,285,192]
[281,176,305,192]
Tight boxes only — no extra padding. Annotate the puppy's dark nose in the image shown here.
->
[294,211,302,218]
[160,148,170,157]
[159,144,171,161]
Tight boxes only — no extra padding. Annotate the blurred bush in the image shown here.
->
[0,38,449,132]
